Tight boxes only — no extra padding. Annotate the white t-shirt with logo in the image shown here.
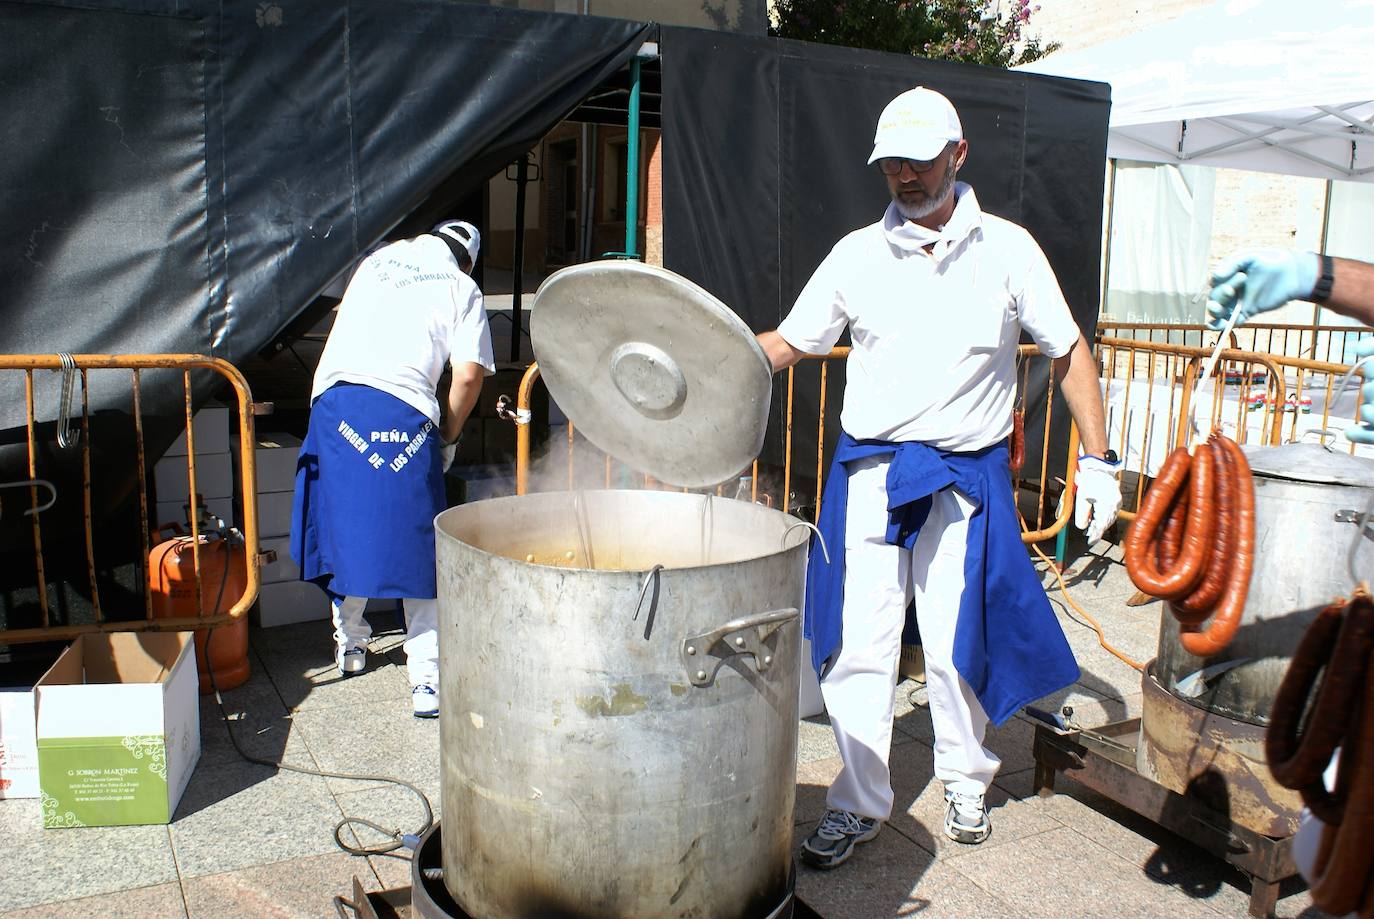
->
[776,185,1082,452]
[311,235,496,425]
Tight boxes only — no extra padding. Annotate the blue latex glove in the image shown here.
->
[1205,249,1320,331]
[1347,337,1374,445]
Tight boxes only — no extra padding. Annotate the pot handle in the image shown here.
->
[681,607,799,688]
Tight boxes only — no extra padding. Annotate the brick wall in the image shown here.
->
[644,132,663,266]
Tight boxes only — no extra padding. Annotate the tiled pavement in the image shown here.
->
[1,534,1331,918]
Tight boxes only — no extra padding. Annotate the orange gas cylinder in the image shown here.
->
[149,518,250,694]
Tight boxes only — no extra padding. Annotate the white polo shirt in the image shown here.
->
[777,184,1081,452]
[312,235,496,425]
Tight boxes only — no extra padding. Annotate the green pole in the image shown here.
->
[624,55,641,260]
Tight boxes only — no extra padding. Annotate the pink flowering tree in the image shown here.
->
[770,0,1059,68]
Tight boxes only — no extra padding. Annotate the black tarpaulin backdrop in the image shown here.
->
[0,0,650,547]
[0,0,650,463]
[660,27,1111,499]
[0,0,650,623]
[0,1,1107,622]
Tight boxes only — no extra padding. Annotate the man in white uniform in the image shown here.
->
[757,87,1120,867]
[291,220,494,718]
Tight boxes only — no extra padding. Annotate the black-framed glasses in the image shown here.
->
[877,155,944,176]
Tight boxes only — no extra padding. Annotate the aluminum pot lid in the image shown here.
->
[529,261,772,488]
[1241,442,1374,487]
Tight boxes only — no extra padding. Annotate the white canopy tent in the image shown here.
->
[1015,0,1374,345]
[1017,0,1374,182]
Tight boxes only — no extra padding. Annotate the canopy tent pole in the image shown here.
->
[1309,179,1334,361]
[624,54,642,260]
[604,42,657,261]
[579,125,598,263]
[508,154,537,363]
[1100,158,1118,322]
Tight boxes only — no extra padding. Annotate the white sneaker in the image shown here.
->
[335,643,366,676]
[944,790,991,844]
[411,684,439,718]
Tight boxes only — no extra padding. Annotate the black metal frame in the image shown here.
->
[1031,718,1297,919]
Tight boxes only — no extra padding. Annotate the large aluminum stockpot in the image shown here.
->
[1139,442,1374,835]
[1153,443,1374,720]
[435,488,809,919]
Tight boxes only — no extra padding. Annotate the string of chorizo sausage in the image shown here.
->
[1266,590,1374,917]
[1122,433,1255,656]
[1010,410,1025,474]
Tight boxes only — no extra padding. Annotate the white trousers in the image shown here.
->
[332,595,439,687]
[823,455,1001,821]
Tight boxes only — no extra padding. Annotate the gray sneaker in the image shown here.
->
[800,808,881,869]
[944,791,991,844]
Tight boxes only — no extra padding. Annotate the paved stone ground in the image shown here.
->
[0,531,1332,918]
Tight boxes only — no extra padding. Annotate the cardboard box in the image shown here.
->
[253,489,294,539]
[237,434,302,494]
[254,580,331,628]
[163,404,231,457]
[257,535,299,584]
[35,633,200,827]
[154,451,233,505]
[155,496,234,533]
[0,687,39,799]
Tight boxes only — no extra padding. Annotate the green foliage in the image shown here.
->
[769,0,1059,68]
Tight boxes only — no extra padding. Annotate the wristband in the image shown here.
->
[1312,254,1334,303]
[1079,449,1119,466]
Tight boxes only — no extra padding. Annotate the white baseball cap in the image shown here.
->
[867,87,963,165]
[432,219,481,269]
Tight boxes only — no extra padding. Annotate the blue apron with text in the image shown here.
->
[290,383,445,599]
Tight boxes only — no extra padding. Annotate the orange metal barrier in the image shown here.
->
[0,354,267,644]
[511,345,1079,547]
[498,333,1364,556]
[1098,319,1367,366]
[1095,337,1367,525]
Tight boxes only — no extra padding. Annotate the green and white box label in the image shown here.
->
[39,735,172,827]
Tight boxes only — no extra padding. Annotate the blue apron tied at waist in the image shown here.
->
[806,431,1079,726]
[291,383,446,601]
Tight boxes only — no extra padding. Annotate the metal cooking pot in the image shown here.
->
[1153,442,1374,721]
[435,488,808,919]
[1139,442,1374,835]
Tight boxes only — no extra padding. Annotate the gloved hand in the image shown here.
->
[1075,454,1123,544]
[1347,337,1374,445]
[1206,249,1319,331]
[441,440,457,473]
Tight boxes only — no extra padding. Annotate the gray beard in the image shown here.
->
[893,162,957,221]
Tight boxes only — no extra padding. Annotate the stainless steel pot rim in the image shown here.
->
[1242,441,1374,487]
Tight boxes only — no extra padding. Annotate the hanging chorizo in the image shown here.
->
[1125,445,1216,600]
[1178,436,1254,657]
[1173,441,1231,617]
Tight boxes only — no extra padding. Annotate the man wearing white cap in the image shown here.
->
[291,220,494,718]
[757,87,1118,866]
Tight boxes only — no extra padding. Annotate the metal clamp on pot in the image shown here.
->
[682,607,799,687]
